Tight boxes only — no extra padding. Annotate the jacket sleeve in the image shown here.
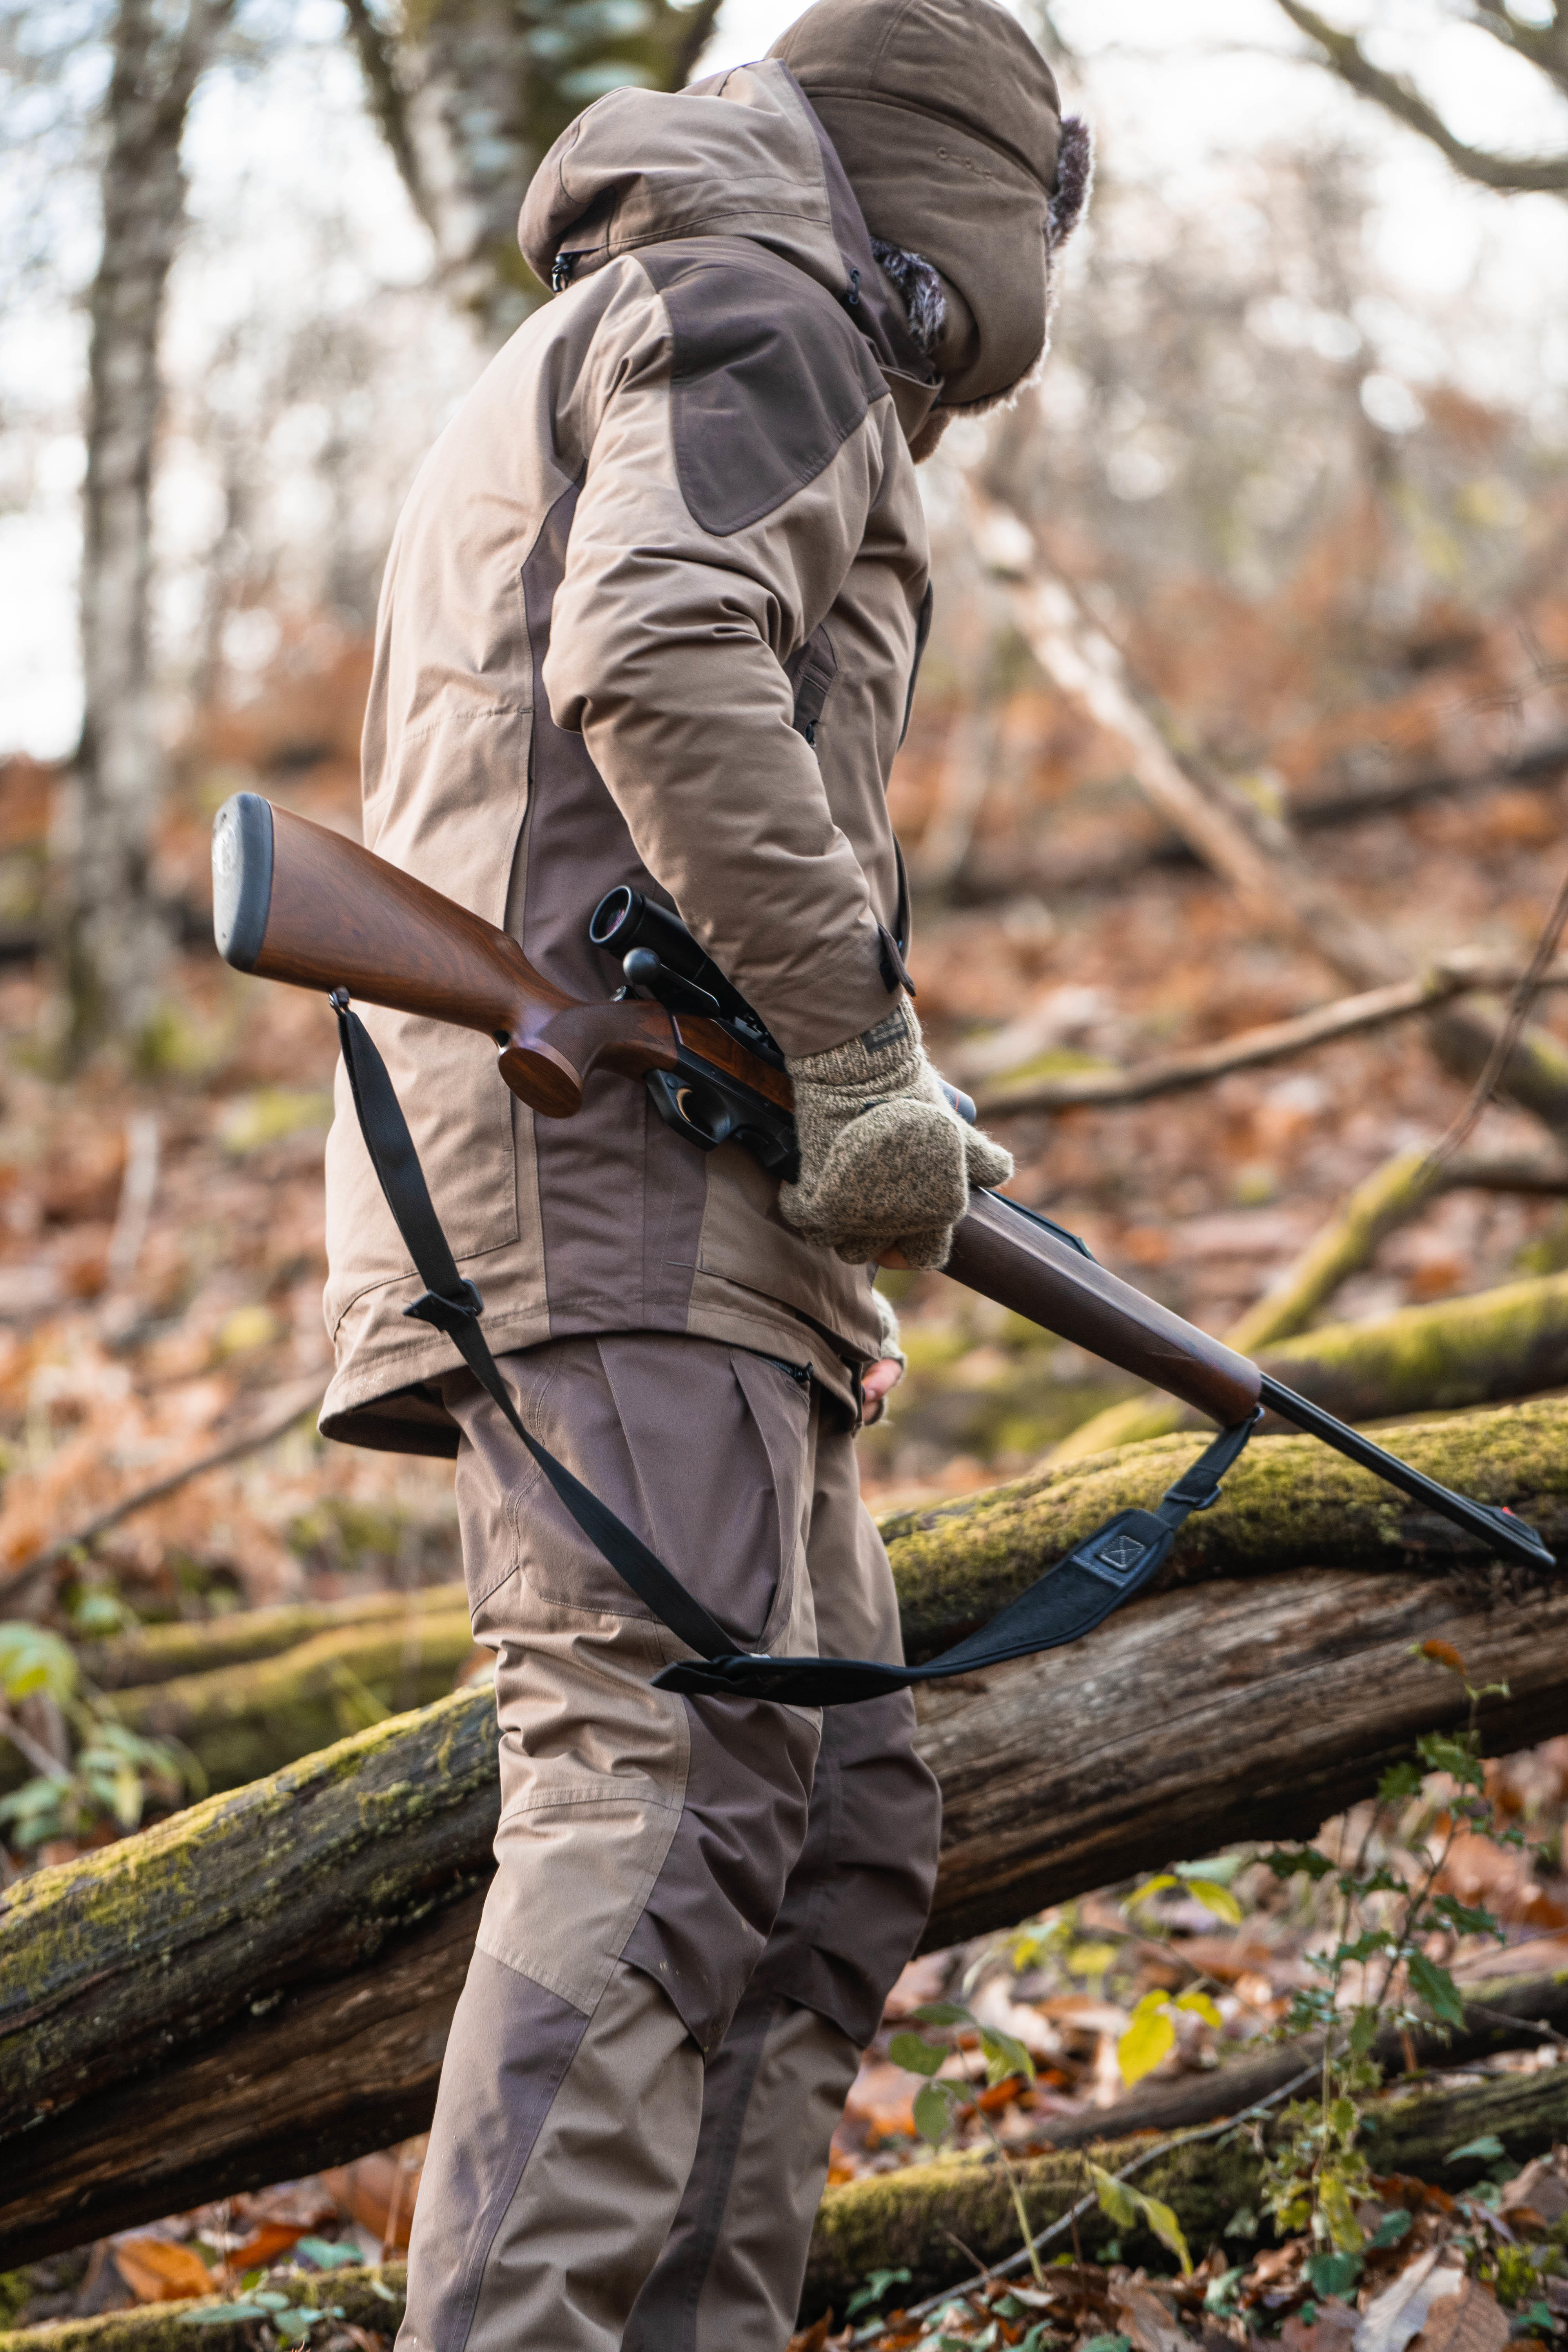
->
[541,268,905,1062]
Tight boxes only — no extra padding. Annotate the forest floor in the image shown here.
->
[5,682,1568,2338]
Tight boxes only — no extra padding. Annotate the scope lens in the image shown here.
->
[589,886,635,946]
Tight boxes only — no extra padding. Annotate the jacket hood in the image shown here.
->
[769,0,1087,410]
[518,60,940,440]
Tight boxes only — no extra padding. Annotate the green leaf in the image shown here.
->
[250,2294,290,2312]
[1372,2210,1412,2249]
[1080,2336,1131,2352]
[909,2002,973,2027]
[1348,2009,1381,2056]
[1264,1846,1334,1880]
[1204,2267,1246,2314]
[1224,2206,1258,2239]
[294,2240,362,2270]
[1305,2251,1363,2298]
[913,2080,957,2143]
[0,1622,77,1705]
[1408,1951,1467,2028]
[185,2307,271,2326]
[1129,1875,1178,1908]
[1174,1989,1223,2028]
[1139,2190,1193,2275]
[976,2023,1035,2088]
[1448,2133,1506,2164]
[1117,1993,1176,2087]
[368,2280,399,2304]
[1377,1760,1424,1802]
[1019,2328,1054,2352]
[889,2031,947,2078]
[1089,2164,1142,2230]
[1183,1878,1243,1925]
[1066,1941,1121,1977]
[845,2266,912,2318]
[1432,1895,1504,1940]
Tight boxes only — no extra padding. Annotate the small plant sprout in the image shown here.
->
[889,2000,1047,2283]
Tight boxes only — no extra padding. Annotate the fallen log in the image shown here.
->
[801,2058,1568,2321]
[94,1606,479,1792]
[78,1585,467,1690]
[5,2067,1564,2350]
[4,1400,1568,2265]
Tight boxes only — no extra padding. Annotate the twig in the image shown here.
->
[851,2061,1322,2341]
[1422,864,1568,1176]
[977,956,1568,1117]
[0,1378,327,1607]
[104,1113,160,1291]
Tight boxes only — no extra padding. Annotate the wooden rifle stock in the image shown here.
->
[207,791,1266,1428]
[211,793,790,1125]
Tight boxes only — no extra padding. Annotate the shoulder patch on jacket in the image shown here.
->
[638,243,888,538]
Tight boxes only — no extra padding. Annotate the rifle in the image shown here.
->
[212,791,1555,1655]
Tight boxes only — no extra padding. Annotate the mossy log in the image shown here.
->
[2,1601,479,1800]
[97,1608,479,1791]
[4,1400,1568,2265]
[799,2059,1568,2322]
[79,1587,467,1690]
[1054,1269,1568,1471]
[1057,1251,1568,1464]
[4,2071,1564,2350]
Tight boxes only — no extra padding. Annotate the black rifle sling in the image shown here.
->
[334,998,1259,1708]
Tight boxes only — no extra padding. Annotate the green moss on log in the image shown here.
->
[800,2060,1568,2321]
[0,2267,408,2352]
[98,1611,479,1792]
[884,1396,1568,1661]
[80,1589,467,1691]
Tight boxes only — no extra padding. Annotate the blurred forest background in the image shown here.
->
[7,0,1568,2342]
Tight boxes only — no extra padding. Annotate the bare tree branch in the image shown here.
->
[976,956,1568,1116]
[1272,0,1568,194]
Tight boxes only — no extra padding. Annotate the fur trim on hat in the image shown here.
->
[870,236,946,355]
[1050,114,1093,248]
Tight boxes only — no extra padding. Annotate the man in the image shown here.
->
[318,0,1087,2341]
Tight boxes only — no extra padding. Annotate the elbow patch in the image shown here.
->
[638,242,889,537]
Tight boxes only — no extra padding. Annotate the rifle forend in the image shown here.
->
[211,791,792,1127]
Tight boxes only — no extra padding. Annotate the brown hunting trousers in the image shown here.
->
[398,1333,942,2352]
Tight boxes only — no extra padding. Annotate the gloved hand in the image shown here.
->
[779,1000,1014,1269]
[862,1287,907,1425]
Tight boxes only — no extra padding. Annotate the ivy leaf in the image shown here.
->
[1305,2251,1363,2298]
[977,2023,1036,2089]
[1117,1992,1176,2087]
[1377,1760,1424,1802]
[1182,1878,1243,1925]
[1264,1847,1334,1880]
[1408,1950,1467,2028]
[1432,1895,1505,1941]
[1174,1990,1223,2028]
[1372,2210,1412,2249]
[913,2080,957,2144]
[888,2031,947,2078]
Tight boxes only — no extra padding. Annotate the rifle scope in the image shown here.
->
[588,887,784,1063]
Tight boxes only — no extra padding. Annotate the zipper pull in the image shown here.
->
[551,252,577,294]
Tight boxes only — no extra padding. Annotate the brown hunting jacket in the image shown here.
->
[321,60,939,1455]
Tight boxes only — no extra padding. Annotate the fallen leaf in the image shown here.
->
[225,2220,307,2272]
[112,2238,217,2303]
[1354,2252,1462,2352]
[1114,2280,1191,2352]
[1499,2157,1568,2229]
[1410,2281,1510,2352]
[1282,2304,1360,2352]
[788,2318,835,2352]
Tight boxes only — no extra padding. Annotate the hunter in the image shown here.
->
[318,0,1087,2342]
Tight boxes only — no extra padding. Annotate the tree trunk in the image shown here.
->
[4,2070,1564,2351]
[56,0,235,1063]
[4,1399,1567,2264]
[342,0,723,350]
